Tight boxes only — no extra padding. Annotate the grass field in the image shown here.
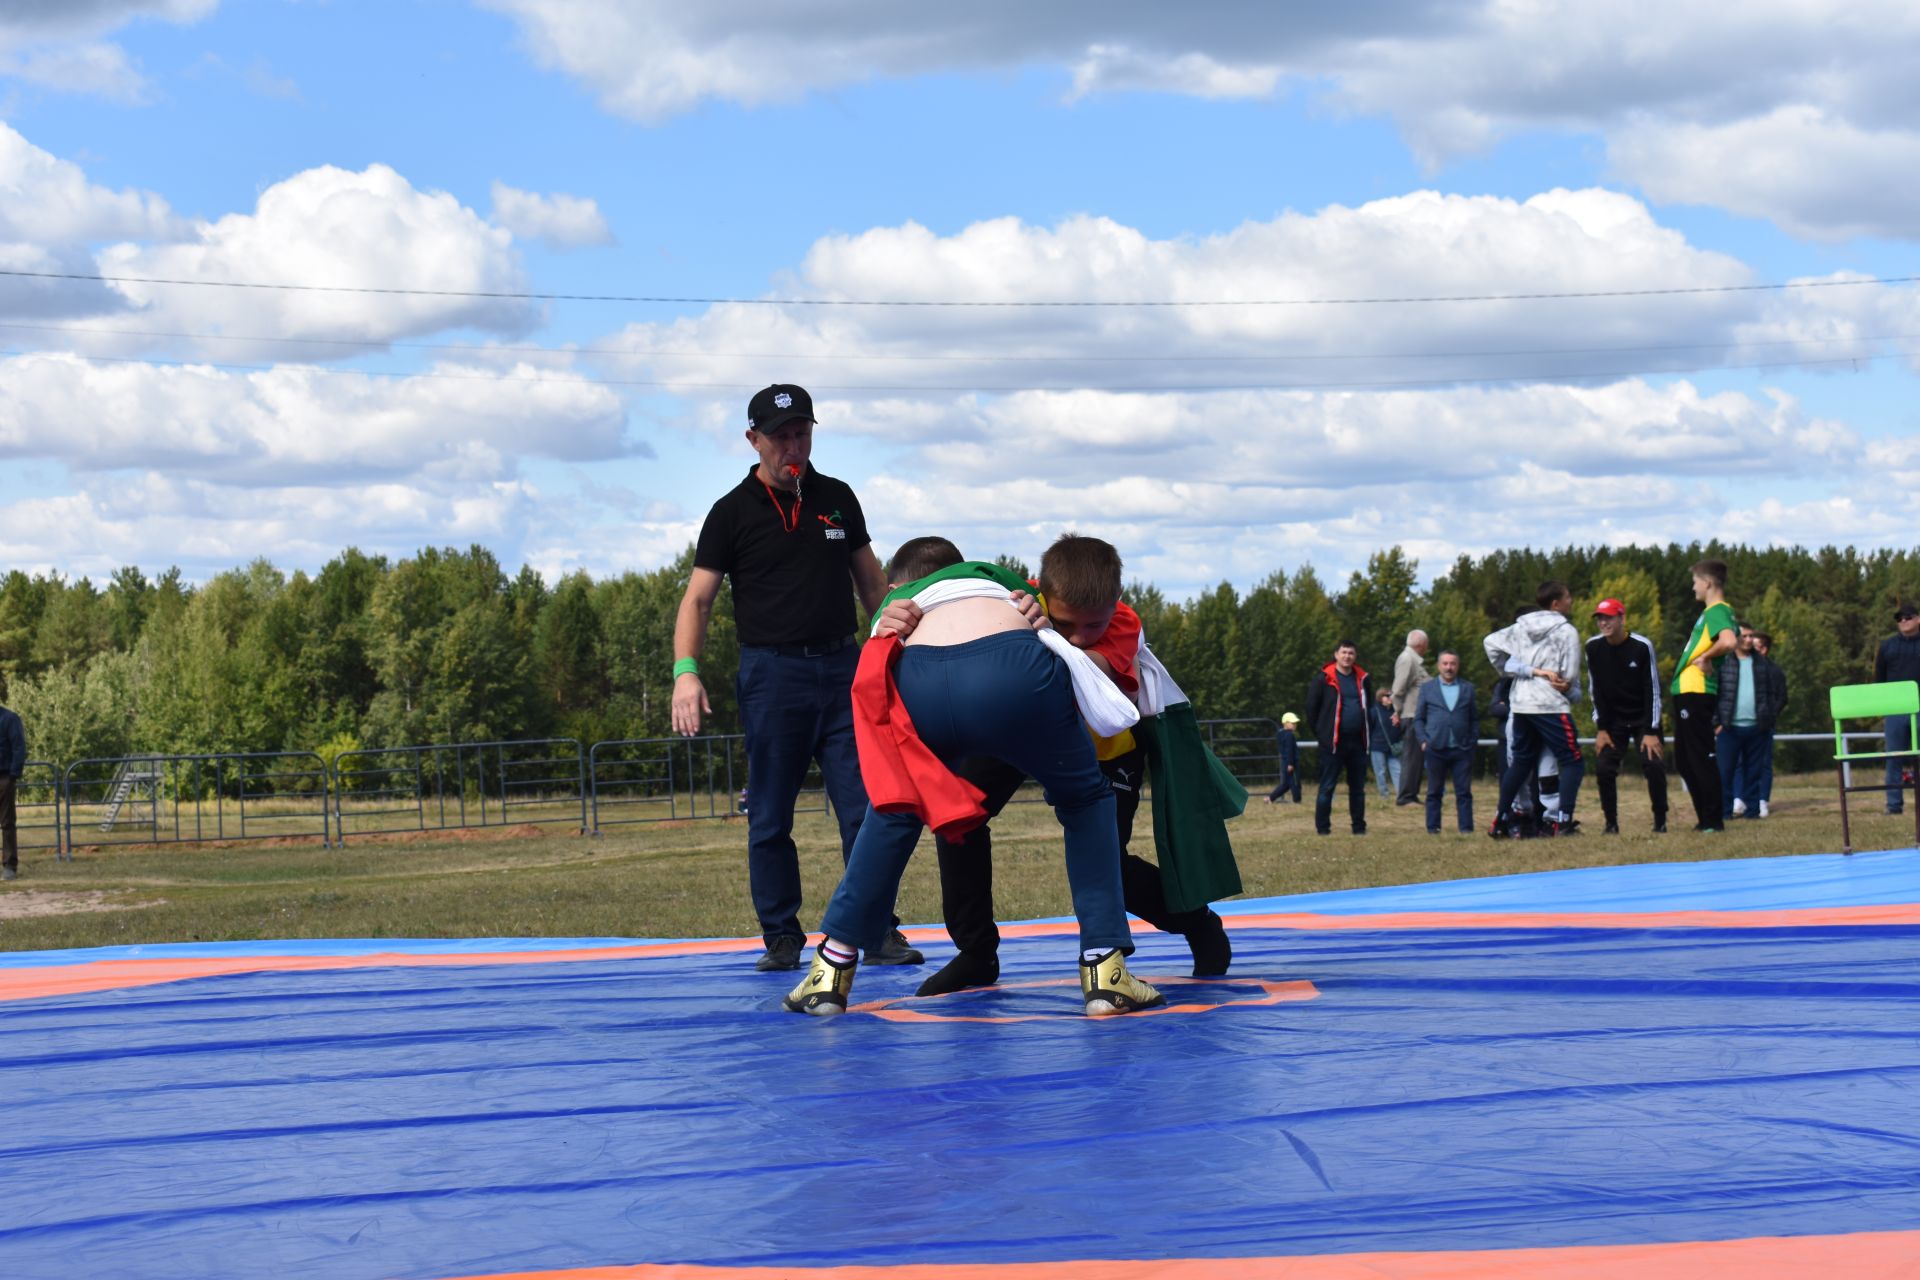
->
[1,772,1912,954]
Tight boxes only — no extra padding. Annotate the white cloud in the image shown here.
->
[90,163,536,357]
[489,181,613,249]
[0,1,218,100]
[479,1,1920,239]
[0,351,633,485]
[593,191,1909,422]
[1612,106,1920,242]
[0,121,182,246]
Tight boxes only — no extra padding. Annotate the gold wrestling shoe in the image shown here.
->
[1079,949,1165,1016]
[783,946,857,1016]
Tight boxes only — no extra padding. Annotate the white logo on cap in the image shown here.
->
[774,392,793,409]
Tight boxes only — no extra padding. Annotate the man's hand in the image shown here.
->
[671,673,710,737]
[1640,733,1663,761]
[1692,655,1714,674]
[874,598,923,640]
[1008,589,1048,630]
[1535,667,1571,694]
[1595,729,1615,754]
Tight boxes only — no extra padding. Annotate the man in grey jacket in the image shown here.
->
[1484,581,1585,837]
[1392,631,1432,806]
[1413,649,1477,834]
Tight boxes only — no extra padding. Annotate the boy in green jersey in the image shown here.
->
[1671,558,1739,831]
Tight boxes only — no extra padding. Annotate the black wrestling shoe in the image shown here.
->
[1188,911,1231,978]
[915,950,999,997]
[865,927,925,966]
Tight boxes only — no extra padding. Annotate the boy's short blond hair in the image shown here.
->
[1038,533,1123,611]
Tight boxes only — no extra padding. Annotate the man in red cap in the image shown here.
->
[1585,598,1669,834]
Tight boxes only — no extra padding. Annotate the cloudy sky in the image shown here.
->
[1,1,1914,597]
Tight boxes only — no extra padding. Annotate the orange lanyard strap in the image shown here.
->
[761,477,802,533]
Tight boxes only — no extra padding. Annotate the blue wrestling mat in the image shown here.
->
[2,849,1918,1279]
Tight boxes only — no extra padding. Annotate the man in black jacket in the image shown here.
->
[1307,640,1371,836]
[0,699,25,881]
[1585,598,1668,835]
[1874,603,1920,814]
[1717,625,1788,821]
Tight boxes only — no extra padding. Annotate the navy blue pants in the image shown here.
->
[1424,747,1475,833]
[1497,712,1584,823]
[819,631,1131,955]
[736,643,869,944]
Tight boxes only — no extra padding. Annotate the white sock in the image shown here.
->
[1081,947,1117,964]
[821,939,857,966]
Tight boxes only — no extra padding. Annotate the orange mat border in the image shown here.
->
[434,1228,1920,1279]
[4,903,1918,1004]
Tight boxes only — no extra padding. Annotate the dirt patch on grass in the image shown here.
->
[0,890,160,920]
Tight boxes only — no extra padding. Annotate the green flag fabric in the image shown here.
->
[1135,700,1246,914]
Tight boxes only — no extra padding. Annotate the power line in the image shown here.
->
[4,266,1917,308]
[1,317,1913,366]
[7,344,1910,396]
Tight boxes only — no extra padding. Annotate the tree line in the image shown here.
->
[2,541,1914,772]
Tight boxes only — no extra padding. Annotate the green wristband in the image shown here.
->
[673,657,700,678]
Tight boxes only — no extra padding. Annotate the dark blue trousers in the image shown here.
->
[820,631,1131,955]
[736,643,869,944]
[1424,747,1475,833]
[1497,712,1584,823]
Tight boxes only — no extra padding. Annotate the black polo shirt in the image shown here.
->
[693,465,871,647]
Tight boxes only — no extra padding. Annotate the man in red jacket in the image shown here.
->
[1307,641,1373,836]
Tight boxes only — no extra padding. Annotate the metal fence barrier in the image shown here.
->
[15,760,65,860]
[62,750,332,852]
[331,738,588,843]
[588,734,831,833]
[18,727,1901,857]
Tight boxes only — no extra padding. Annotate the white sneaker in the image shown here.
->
[1758,800,1770,819]
[1731,798,1747,817]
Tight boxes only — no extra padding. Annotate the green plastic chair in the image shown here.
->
[1829,680,1920,854]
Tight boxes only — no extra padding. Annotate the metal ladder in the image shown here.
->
[99,758,162,830]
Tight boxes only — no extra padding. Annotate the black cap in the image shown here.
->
[1898,602,1919,620]
[747,384,814,433]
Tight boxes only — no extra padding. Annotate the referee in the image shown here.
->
[671,384,922,972]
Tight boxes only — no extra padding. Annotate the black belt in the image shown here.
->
[747,634,857,658]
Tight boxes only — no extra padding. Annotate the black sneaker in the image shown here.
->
[865,927,925,966]
[755,934,803,972]
[915,950,999,997]
[1489,813,1513,839]
[1653,819,1667,833]
[1549,818,1581,837]
[1602,822,1620,835]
